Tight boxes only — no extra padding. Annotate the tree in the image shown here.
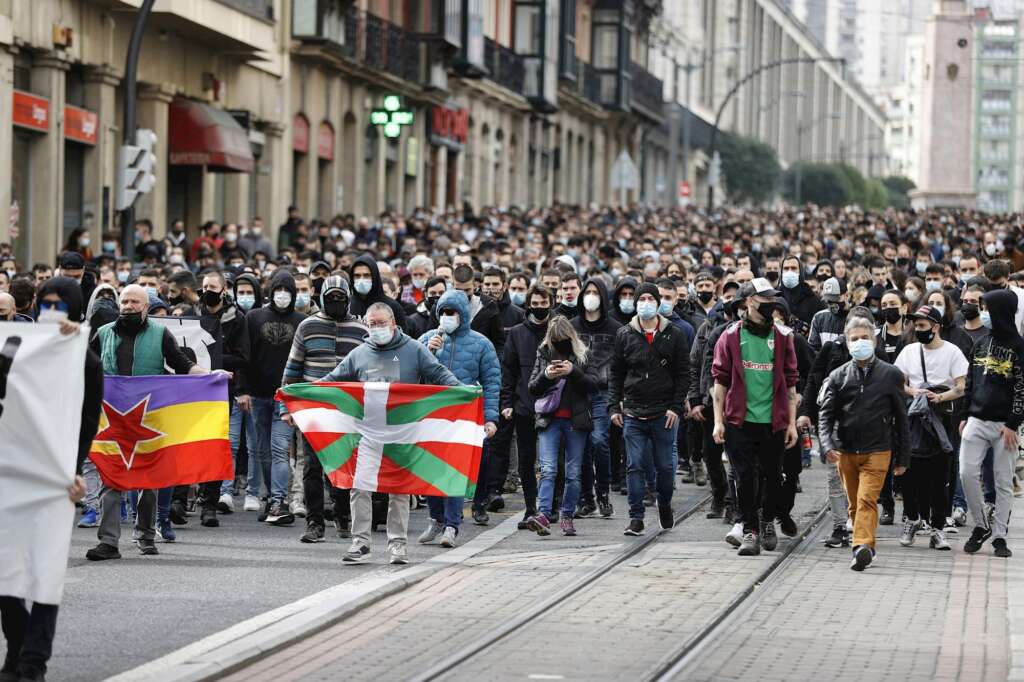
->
[719,133,782,205]
[835,163,868,206]
[783,163,852,207]
[882,175,916,209]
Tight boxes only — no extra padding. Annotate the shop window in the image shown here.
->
[63,142,84,239]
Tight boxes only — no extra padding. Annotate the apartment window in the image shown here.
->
[514,0,559,111]
[292,0,346,45]
[559,0,577,80]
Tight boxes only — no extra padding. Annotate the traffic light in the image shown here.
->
[116,128,157,210]
[370,94,414,139]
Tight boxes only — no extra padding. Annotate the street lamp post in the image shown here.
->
[706,56,845,209]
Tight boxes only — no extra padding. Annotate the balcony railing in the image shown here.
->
[629,61,664,119]
[343,9,422,84]
[563,60,602,107]
[483,37,525,96]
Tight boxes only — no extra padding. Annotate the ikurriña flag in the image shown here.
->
[277,382,484,496]
[89,374,231,490]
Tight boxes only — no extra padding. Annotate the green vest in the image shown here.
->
[99,320,167,376]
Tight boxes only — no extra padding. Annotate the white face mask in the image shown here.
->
[440,314,459,334]
[412,277,427,290]
[582,294,601,312]
[354,279,373,295]
[273,291,292,309]
[37,306,69,324]
[369,326,393,346]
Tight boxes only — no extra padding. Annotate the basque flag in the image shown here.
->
[88,374,231,490]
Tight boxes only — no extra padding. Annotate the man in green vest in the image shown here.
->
[85,284,207,560]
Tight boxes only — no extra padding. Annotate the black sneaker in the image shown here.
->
[267,502,296,526]
[300,524,325,543]
[200,509,219,527]
[706,499,725,519]
[964,526,992,554]
[169,500,188,525]
[257,500,271,523]
[643,492,656,507]
[850,544,873,571]
[472,508,489,525]
[486,495,505,513]
[575,502,597,519]
[85,543,121,561]
[879,507,895,526]
[624,519,645,536]
[777,513,798,537]
[518,509,536,530]
[597,496,614,518]
[824,525,849,548]
[657,502,674,530]
[761,516,778,551]
[993,538,1013,558]
[138,539,159,556]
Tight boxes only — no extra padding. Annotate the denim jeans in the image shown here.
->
[251,397,293,503]
[581,395,612,503]
[427,496,464,529]
[537,417,587,516]
[222,402,257,497]
[624,415,678,520]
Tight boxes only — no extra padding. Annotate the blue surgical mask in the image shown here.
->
[509,291,526,307]
[849,338,874,362]
[637,301,658,320]
[659,301,674,316]
[354,279,372,295]
[295,292,311,309]
[916,261,928,274]
[440,314,459,334]
[781,271,800,289]
[932,304,945,318]
[236,294,255,311]
[981,310,992,329]
[925,280,941,292]
[369,327,394,345]
[619,299,635,315]
[117,270,130,283]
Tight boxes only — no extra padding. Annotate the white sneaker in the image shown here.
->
[243,495,260,512]
[845,518,853,533]
[418,520,443,544]
[726,522,744,548]
[388,542,409,565]
[952,506,968,527]
[218,493,235,513]
[291,501,307,518]
[943,517,959,534]
[440,526,458,548]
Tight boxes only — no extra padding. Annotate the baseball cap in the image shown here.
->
[59,251,85,270]
[694,271,716,285]
[909,305,942,326]
[737,277,780,300]
[821,277,847,302]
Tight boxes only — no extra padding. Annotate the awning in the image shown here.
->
[169,99,254,173]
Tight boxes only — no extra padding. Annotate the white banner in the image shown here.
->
[0,322,87,604]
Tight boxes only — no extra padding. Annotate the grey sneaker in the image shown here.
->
[761,515,778,551]
[418,519,443,544]
[929,529,951,550]
[899,518,921,546]
[439,526,458,548]
[388,542,409,564]
[850,545,873,571]
[342,543,370,563]
[737,532,761,556]
[692,460,707,487]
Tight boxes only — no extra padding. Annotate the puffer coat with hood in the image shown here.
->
[417,290,501,424]
[571,278,622,390]
[244,269,306,398]
[348,254,408,330]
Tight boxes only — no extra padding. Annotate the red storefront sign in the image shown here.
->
[293,113,310,153]
[12,90,49,132]
[429,106,468,148]
[317,121,334,161]
[65,104,98,144]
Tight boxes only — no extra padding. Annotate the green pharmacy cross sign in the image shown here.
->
[370,95,414,139]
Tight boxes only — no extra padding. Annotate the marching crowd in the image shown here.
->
[4,201,1024,679]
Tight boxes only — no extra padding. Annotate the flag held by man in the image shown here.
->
[89,374,231,490]
[277,382,484,496]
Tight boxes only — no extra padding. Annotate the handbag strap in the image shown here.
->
[918,343,928,388]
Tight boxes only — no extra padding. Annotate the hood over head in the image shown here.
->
[581,277,610,324]
[86,282,118,322]
[436,289,472,335]
[612,276,638,303]
[233,273,262,301]
[268,269,297,313]
[983,289,1022,342]
[37,276,84,321]
[350,254,385,300]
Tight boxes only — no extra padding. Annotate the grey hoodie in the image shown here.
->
[323,327,460,386]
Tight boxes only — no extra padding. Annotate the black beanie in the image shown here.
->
[635,282,661,305]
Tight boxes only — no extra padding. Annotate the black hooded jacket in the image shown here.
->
[198,293,250,399]
[571,278,622,390]
[610,277,638,326]
[37,277,103,471]
[501,315,549,416]
[348,255,408,330]
[780,268,825,330]
[244,270,306,398]
[963,289,1024,429]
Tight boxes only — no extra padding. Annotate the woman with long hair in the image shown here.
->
[526,316,599,536]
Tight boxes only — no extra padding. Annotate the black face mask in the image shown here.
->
[553,340,573,357]
[324,298,348,320]
[116,311,145,334]
[961,303,980,321]
[756,301,777,322]
[426,296,440,313]
[697,291,714,304]
[915,328,935,345]
[881,308,902,325]
[168,295,184,306]
[529,306,550,322]
[764,271,779,283]
[202,290,223,308]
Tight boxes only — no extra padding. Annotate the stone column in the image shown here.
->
[83,65,121,241]
[223,172,250,226]
[135,82,175,236]
[29,52,69,265]
[0,48,14,246]
[257,121,285,243]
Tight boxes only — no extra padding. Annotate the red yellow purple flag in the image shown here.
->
[89,374,231,490]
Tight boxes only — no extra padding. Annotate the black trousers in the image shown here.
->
[700,416,729,504]
[902,454,948,529]
[725,422,784,534]
[776,443,803,517]
[302,436,349,528]
[172,481,220,511]
[487,413,516,495]
[687,416,704,463]
[879,456,896,512]
[0,597,58,677]
[610,421,625,485]
[514,412,539,508]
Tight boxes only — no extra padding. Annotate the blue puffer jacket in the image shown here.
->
[418,290,501,424]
